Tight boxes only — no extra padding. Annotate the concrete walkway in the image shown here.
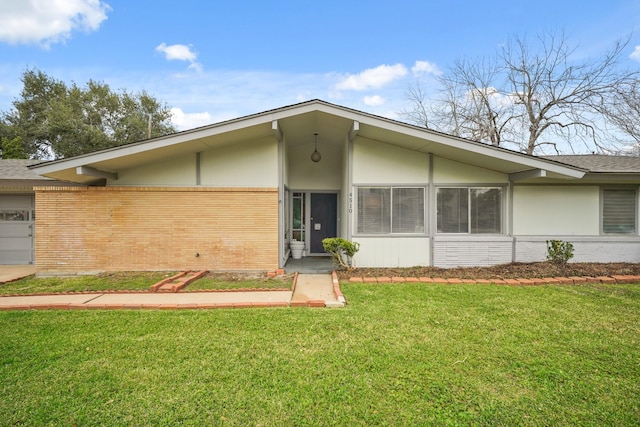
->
[291,273,344,308]
[0,265,36,283]
[0,269,345,310]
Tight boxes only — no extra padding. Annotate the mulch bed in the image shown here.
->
[335,262,640,281]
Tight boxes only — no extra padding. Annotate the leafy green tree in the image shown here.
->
[1,69,176,159]
[0,136,27,159]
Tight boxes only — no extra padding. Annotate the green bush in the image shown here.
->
[546,240,574,265]
[322,237,360,270]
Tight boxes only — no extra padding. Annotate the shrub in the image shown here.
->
[546,240,574,265]
[322,238,360,270]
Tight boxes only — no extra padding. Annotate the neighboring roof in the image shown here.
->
[29,99,587,184]
[0,159,52,181]
[0,159,83,191]
[543,155,640,173]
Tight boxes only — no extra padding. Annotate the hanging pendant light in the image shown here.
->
[310,132,321,162]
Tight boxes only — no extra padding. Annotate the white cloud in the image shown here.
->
[0,0,110,47]
[0,64,412,132]
[411,60,442,76]
[156,43,196,62]
[156,43,203,72]
[363,95,385,106]
[630,45,640,61]
[335,64,407,91]
[170,107,214,130]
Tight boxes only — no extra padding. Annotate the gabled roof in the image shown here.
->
[29,99,587,184]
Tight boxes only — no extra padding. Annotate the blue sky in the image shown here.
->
[0,0,639,130]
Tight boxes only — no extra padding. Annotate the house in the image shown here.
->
[1,100,638,273]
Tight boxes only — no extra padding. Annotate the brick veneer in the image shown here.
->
[34,186,279,274]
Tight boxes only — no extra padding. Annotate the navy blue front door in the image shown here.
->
[310,193,337,254]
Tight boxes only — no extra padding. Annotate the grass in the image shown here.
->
[1,283,639,425]
[0,272,171,294]
[0,272,292,294]
[185,275,291,291]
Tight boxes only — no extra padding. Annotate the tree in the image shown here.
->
[1,69,176,159]
[404,30,639,154]
[431,57,516,147]
[0,136,27,159]
[596,79,640,150]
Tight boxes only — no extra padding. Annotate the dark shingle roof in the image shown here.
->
[542,155,640,173]
[0,159,52,180]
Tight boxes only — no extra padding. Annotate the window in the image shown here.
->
[292,192,306,241]
[0,210,29,221]
[602,188,636,234]
[437,187,502,234]
[357,187,424,234]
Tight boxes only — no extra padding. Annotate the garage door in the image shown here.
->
[0,195,34,264]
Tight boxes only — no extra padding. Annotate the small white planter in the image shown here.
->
[290,241,305,259]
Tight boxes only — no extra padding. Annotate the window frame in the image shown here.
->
[436,185,505,235]
[355,186,426,236]
[600,187,638,235]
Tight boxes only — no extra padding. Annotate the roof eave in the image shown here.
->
[28,99,587,181]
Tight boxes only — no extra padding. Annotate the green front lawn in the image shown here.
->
[1,283,639,425]
[0,272,171,294]
[185,274,291,291]
[0,272,292,294]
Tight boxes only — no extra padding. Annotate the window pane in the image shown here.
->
[603,189,636,234]
[437,188,468,233]
[358,188,391,233]
[292,197,302,229]
[0,210,28,221]
[470,188,501,233]
[392,188,424,233]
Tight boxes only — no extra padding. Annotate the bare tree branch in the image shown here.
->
[403,29,639,155]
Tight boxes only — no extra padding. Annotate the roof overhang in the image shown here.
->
[29,99,587,184]
[577,173,640,184]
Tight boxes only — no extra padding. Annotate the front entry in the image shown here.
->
[310,193,337,254]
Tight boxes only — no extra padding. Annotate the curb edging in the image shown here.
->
[346,275,640,285]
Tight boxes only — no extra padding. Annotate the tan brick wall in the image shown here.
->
[34,186,279,274]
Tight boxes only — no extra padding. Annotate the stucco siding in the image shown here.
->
[353,237,430,267]
[114,152,197,185]
[513,186,599,235]
[34,186,279,274]
[353,138,429,184]
[433,157,508,183]
[287,143,343,190]
[433,236,513,267]
[201,137,278,187]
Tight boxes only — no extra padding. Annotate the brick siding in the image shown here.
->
[34,186,279,274]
